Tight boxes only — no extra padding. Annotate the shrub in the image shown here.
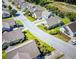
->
[34,39,55,56]
[49,28,60,35]
[65,12,76,21]
[2,42,9,50]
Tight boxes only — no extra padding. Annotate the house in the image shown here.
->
[32,6,45,20]
[2,19,16,32]
[42,10,51,19]
[12,52,32,59]
[2,7,11,18]
[44,16,61,29]
[2,29,24,43]
[6,40,40,59]
[2,22,11,32]
[60,21,76,37]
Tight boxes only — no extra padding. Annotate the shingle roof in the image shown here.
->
[3,19,16,27]
[67,21,76,33]
[12,52,32,59]
[46,16,61,27]
[2,29,24,43]
[2,22,10,28]
[42,10,51,19]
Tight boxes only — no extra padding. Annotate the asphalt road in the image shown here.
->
[3,1,76,59]
[15,12,76,59]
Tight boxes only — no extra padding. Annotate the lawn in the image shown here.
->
[15,20,23,25]
[61,17,70,24]
[37,24,70,42]
[2,17,12,22]
[2,50,6,59]
[26,15,35,22]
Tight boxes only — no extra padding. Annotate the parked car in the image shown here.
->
[71,40,76,45]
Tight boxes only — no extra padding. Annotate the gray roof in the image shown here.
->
[3,19,16,27]
[33,6,45,19]
[67,22,76,33]
[2,22,10,28]
[2,29,24,43]
[46,16,61,27]
[42,10,51,19]
[12,52,32,59]
[7,19,16,27]
[34,10,43,19]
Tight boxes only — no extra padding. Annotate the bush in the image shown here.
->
[65,12,76,21]
[2,42,9,50]
[10,9,17,16]
[45,4,60,15]
[34,39,55,56]
[49,28,60,35]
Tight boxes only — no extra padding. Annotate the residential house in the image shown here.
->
[2,22,11,32]
[32,6,45,20]
[44,16,61,29]
[42,10,51,19]
[2,6,11,18]
[12,52,32,59]
[2,19,16,32]
[6,40,40,59]
[2,10,11,18]
[2,29,24,43]
[60,21,76,37]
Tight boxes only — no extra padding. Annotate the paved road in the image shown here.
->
[4,1,76,59]
[15,12,76,59]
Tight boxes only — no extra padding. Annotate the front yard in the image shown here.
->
[2,50,6,59]
[25,15,36,22]
[2,17,12,22]
[37,24,70,42]
[15,20,23,26]
[61,17,70,24]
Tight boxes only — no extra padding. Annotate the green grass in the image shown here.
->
[61,17,70,24]
[2,50,6,59]
[2,17,12,22]
[15,20,23,25]
[26,15,35,22]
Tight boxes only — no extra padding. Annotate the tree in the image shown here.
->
[59,12,65,18]
[8,5,12,10]
[10,9,17,16]
[65,12,76,21]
